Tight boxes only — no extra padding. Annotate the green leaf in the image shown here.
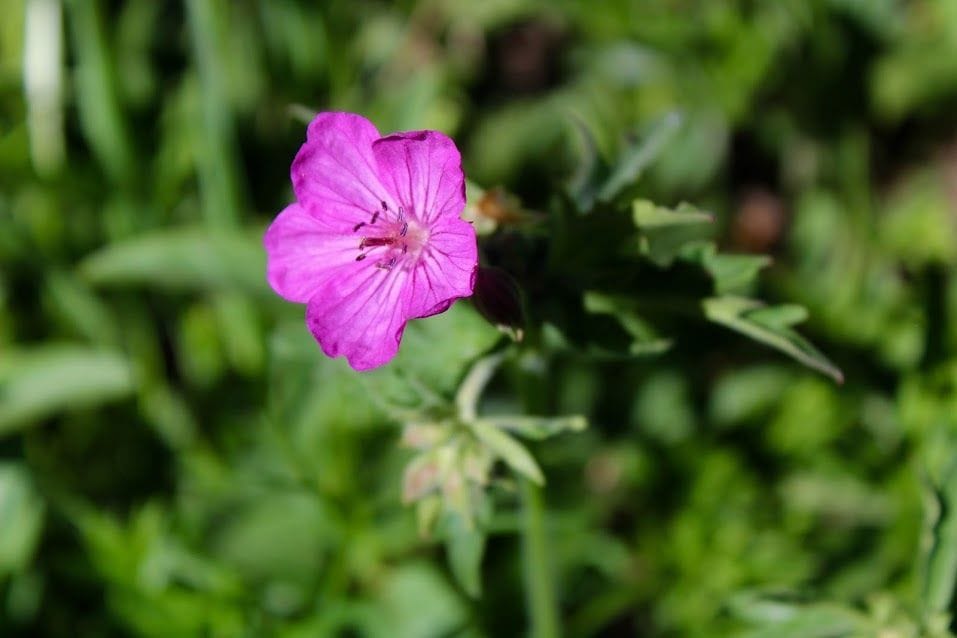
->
[922,450,957,615]
[583,291,674,356]
[0,463,44,576]
[444,514,486,598]
[0,345,136,435]
[681,243,772,295]
[632,199,714,228]
[703,297,843,383]
[470,422,544,484]
[632,199,715,267]
[598,112,682,203]
[79,226,267,295]
[733,603,867,638]
[477,415,587,441]
[378,562,470,635]
[566,115,606,211]
[365,303,500,409]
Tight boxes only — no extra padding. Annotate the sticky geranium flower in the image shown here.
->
[264,112,478,371]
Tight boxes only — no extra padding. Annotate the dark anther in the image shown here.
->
[381,200,388,210]
[371,211,380,225]
[353,222,366,232]
[355,254,367,262]
[400,222,408,236]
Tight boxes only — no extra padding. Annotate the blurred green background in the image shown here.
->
[3,0,957,636]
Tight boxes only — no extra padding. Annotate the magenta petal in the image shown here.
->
[372,130,466,225]
[406,216,478,318]
[268,112,479,370]
[291,112,396,231]
[264,203,361,303]
[306,266,411,371]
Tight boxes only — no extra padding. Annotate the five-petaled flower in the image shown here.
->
[264,112,478,370]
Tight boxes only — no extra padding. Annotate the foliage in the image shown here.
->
[3,0,957,636]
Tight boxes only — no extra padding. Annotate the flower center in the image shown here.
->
[353,201,428,270]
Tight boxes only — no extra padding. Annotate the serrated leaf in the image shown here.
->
[470,422,544,484]
[79,226,267,294]
[632,200,715,266]
[703,297,843,383]
[633,199,714,228]
[681,244,772,294]
[0,345,136,435]
[477,415,587,441]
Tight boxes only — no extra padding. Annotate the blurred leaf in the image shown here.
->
[477,415,587,441]
[80,226,268,295]
[730,595,868,638]
[377,562,470,638]
[65,0,134,183]
[366,303,500,408]
[922,451,957,615]
[470,422,544,485]
[0,345,135,434]
[709,366,794,426]
[0,463,44,576]
[43,271,119,346]
[567,115,606,211]
[211,492,330,586]
[597,112,682,204]
[632,370,695,444]
[703,296,843,383]
[444,514,485,598]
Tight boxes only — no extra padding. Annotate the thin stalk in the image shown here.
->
[522,478,560,638]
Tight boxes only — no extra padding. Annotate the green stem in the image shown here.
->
[522,479,560,638]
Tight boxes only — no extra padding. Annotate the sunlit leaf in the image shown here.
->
[703,297,843,383]
[79,227,267,295]
[0,345,135,434]
[632,199,714,266]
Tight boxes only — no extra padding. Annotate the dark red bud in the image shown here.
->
[472,267,525,341]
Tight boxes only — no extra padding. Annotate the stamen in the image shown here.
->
[400,222,408,236]
[377,257,397,270]
[355,254,367,262]
[353,222,366,233]
[381,200,388,211]
[360,237,394,248]
[371,210,380,225]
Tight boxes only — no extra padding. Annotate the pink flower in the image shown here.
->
[264,112,478,371]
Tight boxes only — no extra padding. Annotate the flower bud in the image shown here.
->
[471,267,525,341]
